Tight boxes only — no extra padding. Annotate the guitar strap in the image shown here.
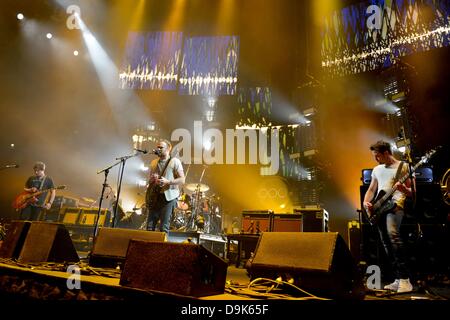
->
[159,157,173,178]
[39,176,47,191]
[393,161,404,185]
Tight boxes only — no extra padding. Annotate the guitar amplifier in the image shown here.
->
[361,167,433,185]
[271,213,302,232]
[241,210,273,234]
[78,208,111,227]
[294,208,328,232]
[62,208,81,224]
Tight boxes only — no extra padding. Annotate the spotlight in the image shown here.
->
[73,50,79,56]
[17,13,24,20]
[46,33,53,39]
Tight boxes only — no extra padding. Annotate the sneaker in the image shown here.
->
[384,279,400,291]
[397,279,413,293]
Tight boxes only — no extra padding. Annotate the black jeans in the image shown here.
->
[378,209,410,279]
[19,206,43,221]
[147,193,177,233]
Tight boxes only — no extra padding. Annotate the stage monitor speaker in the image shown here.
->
[18,222,79,263]
[241,210,272,234]
[120,240,228,297]
[248,232,365,300]
[271,213,302,232]
[0,221,31,259]
[89,228,166,268]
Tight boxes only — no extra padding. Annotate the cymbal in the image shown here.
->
[185,183,209,192]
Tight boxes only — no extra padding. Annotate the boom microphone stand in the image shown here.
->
[94,151,141,238]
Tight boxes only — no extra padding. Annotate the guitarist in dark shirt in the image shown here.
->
[146,140,185,233]
[363,141,414,293]
[20,161,55,221]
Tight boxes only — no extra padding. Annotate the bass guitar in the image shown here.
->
[365,148,438,226]
[12,185,66,210]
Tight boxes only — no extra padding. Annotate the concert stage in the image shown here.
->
[1,225,448,303]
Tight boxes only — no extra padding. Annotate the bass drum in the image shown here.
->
[171,208,189,230]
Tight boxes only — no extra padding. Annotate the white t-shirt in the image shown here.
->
[371,161,409,208]
[150,157,184,201]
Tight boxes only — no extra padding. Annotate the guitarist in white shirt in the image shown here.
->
[363,140,414,293]
[146,139,185,233]
[20,161,56,221]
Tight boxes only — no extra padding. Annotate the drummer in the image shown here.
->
[177,190,191,211]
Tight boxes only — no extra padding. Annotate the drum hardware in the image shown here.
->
[441,168,450,206]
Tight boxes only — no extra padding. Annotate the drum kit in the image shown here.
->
[171,182,222,234]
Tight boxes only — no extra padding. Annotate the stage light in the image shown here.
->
[303,108,316,117]
[17,13,24,20]
[73,50,79,56]
[10,143,15,148]
[46,33,53,39]
[207,97,217,108]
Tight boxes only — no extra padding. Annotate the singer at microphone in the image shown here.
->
[134,148,148,154]
[146,139,185,234]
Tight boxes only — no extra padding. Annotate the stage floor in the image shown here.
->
[1,259,448,302]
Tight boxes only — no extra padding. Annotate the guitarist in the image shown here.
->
[19,161,55,221]
[146,139,185,233]
[363,141,414,293]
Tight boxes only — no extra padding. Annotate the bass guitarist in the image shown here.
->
[19,161,56,221]
[363,140,415,293]
[146,139,185,233]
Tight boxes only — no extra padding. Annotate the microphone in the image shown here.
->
[4,164,19,168]
[134,148,148,154]
[152,149,162,156]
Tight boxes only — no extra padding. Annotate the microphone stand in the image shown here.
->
[113,152,140,228]
[94,152,140,238]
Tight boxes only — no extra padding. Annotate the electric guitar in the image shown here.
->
[12,185,66,210]
[145,173,163,210]
[365,148,438,226]
[145,149,180,210]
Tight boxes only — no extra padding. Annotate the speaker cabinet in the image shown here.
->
[62,207,81,224]
[18,222,79,263]
[78,208,111,227]
[241,210,272,234]
[89,228,166,268]
[120,240,228,297]
[0,221,31,259]
[248,232,365,300]
[294,208,328,232]
[271,213,302,232]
